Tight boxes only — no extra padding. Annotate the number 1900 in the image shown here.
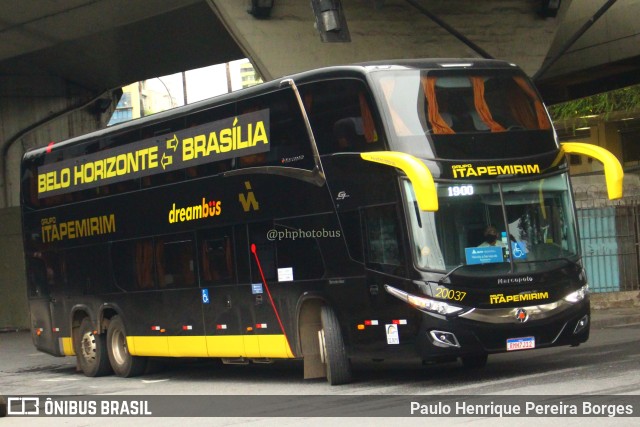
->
[447,185,474,197]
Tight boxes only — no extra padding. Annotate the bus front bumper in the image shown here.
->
[415,298,590,360]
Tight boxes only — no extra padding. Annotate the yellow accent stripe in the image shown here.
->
[61,337,75,356]
[561,142,624,199]
[168,336,209,357]
[58,334,296,359]
[360,151,438,211]
[207,336,246,358]
[128,335,295,359]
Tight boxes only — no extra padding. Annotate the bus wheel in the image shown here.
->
[319,305,352,385]
[461,353,488,369]
[107,315,147,377]
[75,318,112,377]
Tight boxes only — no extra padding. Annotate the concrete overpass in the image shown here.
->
[1,0,640,328]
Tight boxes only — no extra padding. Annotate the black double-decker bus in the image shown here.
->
[21,59,623,385]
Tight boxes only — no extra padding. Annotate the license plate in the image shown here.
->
[506,336,535,351]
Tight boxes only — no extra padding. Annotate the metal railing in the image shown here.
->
[572,174,640,292]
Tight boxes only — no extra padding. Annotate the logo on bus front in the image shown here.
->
[515,308,529,323]
[451,163,540,178]
[489,292,549,305]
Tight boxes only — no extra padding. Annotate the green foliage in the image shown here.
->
[548,85,640,121]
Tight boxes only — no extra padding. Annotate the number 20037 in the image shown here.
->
[435,287,467,301]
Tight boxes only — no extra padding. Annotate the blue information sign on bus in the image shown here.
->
[465,246,504,265]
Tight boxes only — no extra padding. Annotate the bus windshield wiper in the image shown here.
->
[439,264,465,284]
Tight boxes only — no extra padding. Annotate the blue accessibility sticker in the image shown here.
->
[511,242,527,260]
[201,289,210,304]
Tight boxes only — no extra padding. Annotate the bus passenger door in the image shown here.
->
[199,226,245,359]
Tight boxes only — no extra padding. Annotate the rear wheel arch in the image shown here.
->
[297,297,352,385]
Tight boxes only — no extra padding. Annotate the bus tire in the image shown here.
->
[319,305,352,385]
[75,317,112,377]
[461,353,488,369]
[107,315,147,377]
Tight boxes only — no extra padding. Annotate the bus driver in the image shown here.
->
[478,225,505,247]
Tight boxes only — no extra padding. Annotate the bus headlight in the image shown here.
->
[385,284,464,316]
[563,284,589,303]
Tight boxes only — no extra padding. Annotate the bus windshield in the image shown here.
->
[404,173,579,271]
[371,68,555,160]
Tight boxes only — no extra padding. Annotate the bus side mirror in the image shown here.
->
[560,142,624,200]
[360,151,439,211]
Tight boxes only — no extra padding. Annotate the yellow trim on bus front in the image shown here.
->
[360,151,439,211]
[561,142,624,200]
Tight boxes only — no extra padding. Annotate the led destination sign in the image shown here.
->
[37,109,270,198]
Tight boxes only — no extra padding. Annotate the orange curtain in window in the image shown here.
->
[422,77,455,134]
[513,76,551,129]
[155,240,166,288]
[358,93,378,143]
[304,93,313,111]
[507,87,537,129]
[135,241,154,289]
[471,77,505,132]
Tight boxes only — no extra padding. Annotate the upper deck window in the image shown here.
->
[299,79,383,155]
[423,74,551,134]
[371,69,555,160]
[21,87,317,209]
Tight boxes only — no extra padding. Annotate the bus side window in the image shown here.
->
[236,90,314,170]
[27,256,49,297]
[300,79,382,155]
[26,251,63,298]
[66,245,114,295]
[145,119,188,186]
[338,210,364,263]
[248,222,277,283]
[272,223,325,280]
[112,238,155,291]
[363,205,405,275]
[187,102,236,177]
[199,229,235,284]
[156,235,196,289]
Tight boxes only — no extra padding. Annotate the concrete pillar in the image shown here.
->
[0,207,29,329]
[0,75,116,329]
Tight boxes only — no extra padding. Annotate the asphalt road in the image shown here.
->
[1,320,639,426]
